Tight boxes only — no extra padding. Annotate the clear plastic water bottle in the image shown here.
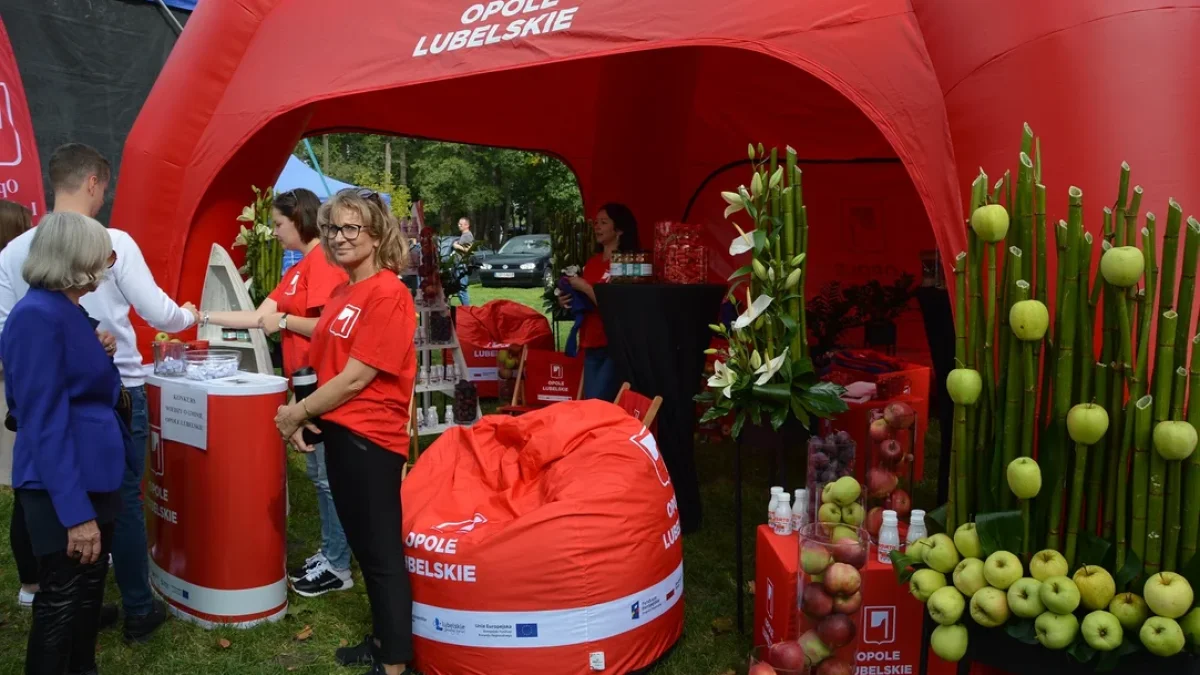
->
[771,493,793,536]
[445,407,455,426]
[768,486,784,522]
[415,408,426,430]
[791,488,808,533]
[878,509,900,563]
[906,509,928,551]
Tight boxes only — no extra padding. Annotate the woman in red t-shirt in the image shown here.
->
[557,203,639,401]
[274,188,417,675]
[203,188,354,597]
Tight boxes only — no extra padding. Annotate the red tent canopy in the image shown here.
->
[113,0,961,352]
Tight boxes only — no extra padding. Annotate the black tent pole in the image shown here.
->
[735,439,745,633]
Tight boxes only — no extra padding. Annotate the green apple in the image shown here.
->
[983,551,1023,590]
[829,476,862,506]
[1144,572,1195,619]
[1067,403,1110,446]
[800,543,834,576]
[1006,457,1042,499]
[1153,420,1198,461]
[832,525,858,543]
[154,332,170,342]
[822,482,835,504]
[1007,578,1045,619]
[1009,300,1049,341]
[1040,576,1081,615]
[1073,565,1116,611]
[1100,245,1145,288]
[923,533,961,574]
[952,558,987,598]
[910,568,948,603]
[930,624,968,662]
[953,523,982,559]
[969,204,1010,243]
[969,586,1010,627]
[1109,592,1150,632]
[946,369,982,406]
[1179,607,1200,652]
[1029,549,1069,581]
[1081,611,1124,651]
[1141,616,1186,657]
[818,502,843,524]
[927,586,965,626]
[1035,611,1080,650]
[907,537,932,562]
[840,502,865,527]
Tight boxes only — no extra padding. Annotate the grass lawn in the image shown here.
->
[0,282,941,674]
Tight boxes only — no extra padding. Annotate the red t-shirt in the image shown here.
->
[579,253,611,350]
[268,247,348,376]
[309,272,416,456]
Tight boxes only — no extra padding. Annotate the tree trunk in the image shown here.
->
[399,143,407,185]
[384,139,392,180]
[322,135,329,169]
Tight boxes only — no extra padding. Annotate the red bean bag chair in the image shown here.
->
[456,300,554,398]
[402,400,684,675]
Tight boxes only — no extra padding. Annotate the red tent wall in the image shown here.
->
[913,0,1200,355]
[112,0,961,355]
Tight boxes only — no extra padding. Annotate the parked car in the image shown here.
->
[478,234,552,288]
[439,235,494,283]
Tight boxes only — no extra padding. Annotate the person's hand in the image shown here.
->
[97,330,117,357]
[289,423,321,453]
[567,276,591,293]
[259,312,284,336]
[181,302,200,324]
[275,403,307,439]
[555,289,572,310]
[66,520,102,565]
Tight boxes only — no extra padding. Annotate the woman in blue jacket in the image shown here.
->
[2,212,126,675]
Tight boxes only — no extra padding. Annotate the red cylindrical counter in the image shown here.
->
[145,371,289,628]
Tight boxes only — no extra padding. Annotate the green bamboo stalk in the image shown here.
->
[1146,311,1179,575]
[987,240,1001,409]
[783,149,797,261]
[1001,249,1025,510]
[1043,221,1068,430]
[1091,362,1110,534]
[1164,366,1188,571]
[968,176,989,512]
[1175,218,1200,374]
[1183,333,1200,568]
[1112,248,1138,563]
[954,251,969,523]
[1045,190,1082,550]
[1067,432,1099,568]
[1018,154,1035,291]
[1129,395,1154,567]
[954,251,967,366]
[1035,182,1049,389]
[1160,201,1184,319]
[1019,280,1038,559]
[1078,234,1095,400]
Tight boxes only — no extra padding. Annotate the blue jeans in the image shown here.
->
[306,443,351,571]
[583,347,619,401]
[457,273,471,306]
[113,386,154,616]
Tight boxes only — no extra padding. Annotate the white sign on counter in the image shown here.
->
[160,381,208,450]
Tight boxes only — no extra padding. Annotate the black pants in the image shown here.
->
[25,522,114,675]
[322,421,413,665]
[11,497,39,585]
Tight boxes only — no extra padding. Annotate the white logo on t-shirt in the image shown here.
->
[329,304,362,338]
[284,272,300,296]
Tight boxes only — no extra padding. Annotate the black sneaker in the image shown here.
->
[337,634,376,667]
[124,599,167,643]
[99,604,119,630]
[291,560,353,598]
[288,551,327,583]
[358,662,419,675]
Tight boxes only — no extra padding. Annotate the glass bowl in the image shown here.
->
[152,341,189,377]
[183,349,242,380]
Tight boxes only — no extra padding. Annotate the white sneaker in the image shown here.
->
[288,551,327,582]
[18,588,35,608]
[291,559,353,598]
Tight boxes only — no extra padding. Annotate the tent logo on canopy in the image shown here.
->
[413,0,579,58]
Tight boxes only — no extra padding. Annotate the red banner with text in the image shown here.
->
[0,19,43,221]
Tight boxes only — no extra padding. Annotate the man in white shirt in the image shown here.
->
[0,143,198,642]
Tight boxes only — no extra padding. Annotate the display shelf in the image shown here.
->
[197,244,274,375]
[417,339,458,352]
[417,419,477,437]
[416,381,456,395]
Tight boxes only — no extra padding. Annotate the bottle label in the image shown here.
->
[877,543,897,563]
[770,514,792,536]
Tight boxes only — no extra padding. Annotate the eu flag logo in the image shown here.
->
[630,602,640,620]
[515,623,538,638]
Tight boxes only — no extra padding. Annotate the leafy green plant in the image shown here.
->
[232,185,282,308]
[696,144,847,438]
[806,282,863,358]
[848,274,916,325]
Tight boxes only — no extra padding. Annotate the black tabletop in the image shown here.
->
[596,283,726,534]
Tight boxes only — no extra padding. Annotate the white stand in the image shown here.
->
[197,244,274,375]
[413,299,481,436]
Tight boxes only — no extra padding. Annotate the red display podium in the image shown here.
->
[145,371,289,628]
[753,525,955,675]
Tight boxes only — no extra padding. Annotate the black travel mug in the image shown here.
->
[291,367,321,447]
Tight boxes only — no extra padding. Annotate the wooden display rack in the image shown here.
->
[412,299,481,437]
[197,244,274,375]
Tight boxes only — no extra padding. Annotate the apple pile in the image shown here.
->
[815,476,865,538]
[864,404,915,533]
[806,431,855,493]
[906,523,1200,662]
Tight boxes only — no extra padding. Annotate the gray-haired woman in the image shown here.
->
[2,212,128,675]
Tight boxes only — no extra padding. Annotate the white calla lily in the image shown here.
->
[733,291,773,331]
[729,225,755,255]
[754,348,789,385]
[707,360,737,399]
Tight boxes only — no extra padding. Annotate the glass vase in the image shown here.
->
[792,522,869,675]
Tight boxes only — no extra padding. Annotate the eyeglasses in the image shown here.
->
[322,223,362,241]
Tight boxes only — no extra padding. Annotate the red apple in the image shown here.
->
[865,506,884,537]
[816,659,855,675]
[833,537,868,569]
[866,468,899,498]
[869,418,892,443]
[767,640,806,670]
[748,663,778,675]
[802,584,834,618]
[884,401,916,429]
[822,562,862,595]
[832,590,863,614]
[878,438,903,463]
[885,488,912,519]
[817,614,856,648]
